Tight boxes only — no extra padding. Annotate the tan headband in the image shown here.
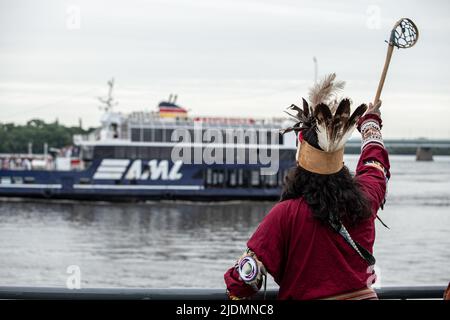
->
[297,140,344,175]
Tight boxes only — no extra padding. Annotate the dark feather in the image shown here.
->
[280,98,315,135]
[329,99,351,142]
[314,103,332,126]
[345,103,368,131]
[279,124,307,135]
[281,73,366,151]
[334,98,351,118]
[283,110,300,121]
[302,98,310,117]
[287,104,303,119]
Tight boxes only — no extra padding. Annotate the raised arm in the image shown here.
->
[355,101,391,213]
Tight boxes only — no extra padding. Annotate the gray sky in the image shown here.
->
[1,0,449,138]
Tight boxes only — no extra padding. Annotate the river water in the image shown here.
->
[0,155,449,289]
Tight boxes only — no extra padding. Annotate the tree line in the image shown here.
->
[0,119,94,154]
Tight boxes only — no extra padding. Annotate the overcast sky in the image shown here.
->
[1,0,449,138]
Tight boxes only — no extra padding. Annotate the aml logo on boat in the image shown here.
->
[93,159,183,180]
[170,124,280,175]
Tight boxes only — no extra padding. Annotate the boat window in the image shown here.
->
[13,177,23,184]
[154,129,163,142]
[206,168,212,185]
[93,146,114,158]
[205,168,225,188]
[131,128,141,142]
[24,177,35,184]
[212,170,218,185]
[143,128,152,142]
[159,147,172,159]
[228,169,237,187]
[114,147,127,158]
[217,170,225,186]
[164,129,174,142]
[137,147,149,159]
[128,147,138,159]
[250,170,260,187]
[237,169,244,186]
[262,173,278,187]
[0,177,11,184]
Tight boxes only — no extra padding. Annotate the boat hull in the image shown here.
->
[0,159,291,201]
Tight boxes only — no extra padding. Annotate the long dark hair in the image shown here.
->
[280,129,372,225]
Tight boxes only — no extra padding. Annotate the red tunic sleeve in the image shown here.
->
[223,265,260,299]
[355,114,391,214]
[247,202,286,283]
[224,202,287,299]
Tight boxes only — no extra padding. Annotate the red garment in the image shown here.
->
[224,143,390,300]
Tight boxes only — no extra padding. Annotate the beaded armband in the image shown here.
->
[364,160,387,178]
[234,248,266,292]
[360,118,384,151]
[364,160,389,210]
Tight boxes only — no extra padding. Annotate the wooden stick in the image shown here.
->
[374,44,395,104]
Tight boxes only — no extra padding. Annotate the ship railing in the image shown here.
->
[0,285,446,300]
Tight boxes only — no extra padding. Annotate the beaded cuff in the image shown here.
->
[364,160,388,178]
[357,114,383,131]
[363,160,389,209]
[234,248,266,292]
[360,118,384,151]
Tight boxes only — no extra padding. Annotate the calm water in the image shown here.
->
[0,155,449,289]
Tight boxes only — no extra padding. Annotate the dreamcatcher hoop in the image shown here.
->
[238,256,258,283]
[389,18,419,48]
[374,18,419,104]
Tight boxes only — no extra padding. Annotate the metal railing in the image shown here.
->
[0,286,446,300]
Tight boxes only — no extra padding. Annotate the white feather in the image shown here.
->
[309,73,345,109]
[315,113,360,152]
[334,125,357,151]
[316,120,331,152]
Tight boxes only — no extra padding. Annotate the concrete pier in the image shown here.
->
[416,147,433,161]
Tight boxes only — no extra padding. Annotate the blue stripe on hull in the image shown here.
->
[0,160,292,201]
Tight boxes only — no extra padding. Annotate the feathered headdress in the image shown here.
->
[282,73,367,174]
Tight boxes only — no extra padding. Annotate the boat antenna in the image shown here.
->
[98,78,118,112]
[173,94,178,104]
